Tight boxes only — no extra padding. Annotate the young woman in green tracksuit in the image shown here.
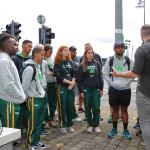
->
[54,45,76,133]
[78,47,104,133]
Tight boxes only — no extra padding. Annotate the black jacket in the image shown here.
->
[54,60,75,86]
[78,60,104,93]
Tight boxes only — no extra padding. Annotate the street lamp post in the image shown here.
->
[136,0,145,24]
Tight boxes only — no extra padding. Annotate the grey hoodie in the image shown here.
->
[22,59,45,98]
[0,52,25,103]
[103,55,134,90]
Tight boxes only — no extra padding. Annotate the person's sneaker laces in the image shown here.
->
[67,127,75,133]
[33,142,46,149]
[72,117,82,123]
[107,115,112,123]
[94,127,101,133]
[87,126,93,133]
[60,127,67,133]
[41,129,48,135]
[122,129,132,140]
[108,128,118,138]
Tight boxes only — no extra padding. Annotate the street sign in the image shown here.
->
[37,15,46,25]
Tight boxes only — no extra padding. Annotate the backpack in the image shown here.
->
[11,55,32,74]
[20,64,36,83]
[109,56,130,79]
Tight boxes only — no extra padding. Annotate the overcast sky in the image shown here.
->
[0,0,149,58]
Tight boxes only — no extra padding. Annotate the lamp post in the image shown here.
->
[115,0,123,42]
[136,0,145,24]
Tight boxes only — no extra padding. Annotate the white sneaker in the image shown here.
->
[72,117,82,123]
[33,142,46,149]
[94,127,101,133]
[68,127,75,133]
[60,127,67,133]
[87,127,93,133]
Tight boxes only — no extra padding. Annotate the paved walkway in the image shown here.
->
[13,82,145,150]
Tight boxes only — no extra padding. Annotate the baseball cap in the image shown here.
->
[113,41,124,49]
[69,46,77,51]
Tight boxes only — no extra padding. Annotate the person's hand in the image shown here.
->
[69,80,75,87]
[68,85,73,90]
[110,67,119,77]
[80,93,84,99]
[100,90,103,97]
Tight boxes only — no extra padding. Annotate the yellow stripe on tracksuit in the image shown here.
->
[12,103,15,128]
[6,103,9,127]
[6,102,15,128]
[27,97,30,139]
[27,97,34,147]
[57,84,62,128]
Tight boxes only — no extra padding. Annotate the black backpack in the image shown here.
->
[109,56,130,80]
[20,64,36,83]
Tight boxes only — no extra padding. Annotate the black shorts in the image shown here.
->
[109,87,131,107]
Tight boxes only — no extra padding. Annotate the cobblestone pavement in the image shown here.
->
[13,82,145,150]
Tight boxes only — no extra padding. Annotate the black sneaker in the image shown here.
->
[41,129,48,135]
[33,142,46,149]
[136,128,142,136]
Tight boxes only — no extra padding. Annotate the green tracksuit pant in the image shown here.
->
[17,102,28,130]
[0,98,20,128]
[47,82,58,121]
[57,85,74,128]
[27,97,44,147]
[72,84,79,119]
[83,88,100,127]
[43,88,49,123]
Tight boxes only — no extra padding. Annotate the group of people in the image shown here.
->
[0,24,150,150]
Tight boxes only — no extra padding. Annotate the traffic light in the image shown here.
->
[5,20,21,41]
[44,26,52,44]
[6,23,12,34]
[39,25,55,44]
[13,22,21,41]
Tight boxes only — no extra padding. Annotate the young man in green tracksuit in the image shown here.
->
[78,47,104,133]
[22,44,46,150]
[69,46,82,123]
[0,33,25,128]
[11,40,32,135]
[44,45,58,127]
[54,45,76,133]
